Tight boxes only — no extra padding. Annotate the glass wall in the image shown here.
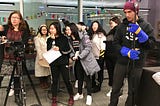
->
[0,0,150,34]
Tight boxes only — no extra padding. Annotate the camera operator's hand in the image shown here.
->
[0,25,4,31]
[2,36,7,41]
[52,46,59,51]
[0,36,7,44]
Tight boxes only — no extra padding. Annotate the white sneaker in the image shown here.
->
[106,89,112,97]
[74,80,78,88]
[74,93,83,100]
[9,88,14,96]
[86,95,92,105]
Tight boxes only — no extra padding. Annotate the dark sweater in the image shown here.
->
[47,35,71,65]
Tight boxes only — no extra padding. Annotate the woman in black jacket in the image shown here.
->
[47,21,74,106]
[104,16,121,97]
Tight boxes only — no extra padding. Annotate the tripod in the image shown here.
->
[3,53,42,106]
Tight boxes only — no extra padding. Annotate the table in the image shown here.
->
[137,67,160,106]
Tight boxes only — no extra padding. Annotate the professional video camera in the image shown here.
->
[5,41,25,59]
[3,40,42,106]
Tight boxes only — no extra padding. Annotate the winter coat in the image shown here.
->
[34,36,50,77]
[78,30,100,76]
[114,17,155,65]
[105,25,119,56]
[91,32,106,59]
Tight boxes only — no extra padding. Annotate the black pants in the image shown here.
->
[75,60,92,95]
[74,61,78,81]
[105,54,117,86]
[92,57,104,88]
[109,63,143,106]
[14,77,21,95]
[50,64,74,97]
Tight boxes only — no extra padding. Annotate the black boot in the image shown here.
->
[91,84,101,93]
[15,94,23,106]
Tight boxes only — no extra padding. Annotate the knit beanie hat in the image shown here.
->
[123,1,139,14]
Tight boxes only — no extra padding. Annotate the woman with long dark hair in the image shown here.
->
[73,22,100,105]
[65,23,81,88]
[47,21,74,106]
[88,20,107,93]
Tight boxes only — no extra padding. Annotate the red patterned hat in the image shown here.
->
[123,1,139,14]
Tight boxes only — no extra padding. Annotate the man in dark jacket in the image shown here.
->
[109,1,155,106]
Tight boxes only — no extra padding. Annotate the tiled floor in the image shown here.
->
[0,70,128,106]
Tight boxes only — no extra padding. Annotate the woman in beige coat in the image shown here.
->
[34,24,50,89]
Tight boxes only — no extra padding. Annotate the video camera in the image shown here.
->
[5,41,25,58]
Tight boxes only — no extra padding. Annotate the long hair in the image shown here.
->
[49,21,62,37]
[67,23,80,41]
[88,20,107,40]
[7,10,27,31]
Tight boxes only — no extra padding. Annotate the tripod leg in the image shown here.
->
[20,72,27,106]
[14,76,23,106]
[3,63,16,106]
[23,63,42,106]
[0,76,3,88]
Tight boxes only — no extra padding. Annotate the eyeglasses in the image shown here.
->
[42,29,47,31]
[11,17,20,20]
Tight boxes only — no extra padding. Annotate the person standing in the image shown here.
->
[65,23,81,88]
[109,1,155,106]
[88,20,107,93]
[0,10,30,106]
[47,21,74,106]
[104,16,121,97]
[34,24,50,89]
[73,22,100,105]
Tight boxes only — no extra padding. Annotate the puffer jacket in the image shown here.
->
[78,30,100,76]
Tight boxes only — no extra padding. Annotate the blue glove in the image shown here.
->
[120,46,140,60]
[120,46,130,56]
[128,23,148,43]
[128,49,140,60]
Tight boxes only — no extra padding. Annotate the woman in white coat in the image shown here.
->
[34,24,50,89]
